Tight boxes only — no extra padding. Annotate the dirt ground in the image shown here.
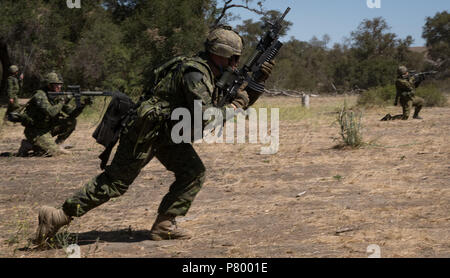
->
[0,95,449,258]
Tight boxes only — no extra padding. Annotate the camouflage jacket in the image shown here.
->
[23,89,78,130]
[146,53,246,123]
[149,54,230,112]
[128,53,252,149]
[395,76,421,99]
[7,75,22,100]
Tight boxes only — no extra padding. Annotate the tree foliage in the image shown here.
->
[265,17,433,92]
[0,1,446,101]
[423,11,450,76]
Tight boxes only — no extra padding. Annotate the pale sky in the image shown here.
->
[228,0,449,47]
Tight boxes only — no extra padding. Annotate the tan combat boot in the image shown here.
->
[413,108,423,120]
[33,206,72,245]
[149,214,191,241]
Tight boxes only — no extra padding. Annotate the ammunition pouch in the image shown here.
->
[7,112,23,123]
[7,112,34,126]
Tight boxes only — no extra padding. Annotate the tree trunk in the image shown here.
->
[0,37,11,101]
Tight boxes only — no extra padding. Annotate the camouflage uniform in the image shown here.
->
[63,54,230,217]
[34,26,273,243]
[4,66,23,122]
[20,89,81,156]
[395,67,425,120]
[6,75,22,113]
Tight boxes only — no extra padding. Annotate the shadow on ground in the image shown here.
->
[75,229,152,246]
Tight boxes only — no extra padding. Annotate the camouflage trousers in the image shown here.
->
[3,97,20,121]
[62,101,206,218]
[400,94,424,120]
[23,119,77,156]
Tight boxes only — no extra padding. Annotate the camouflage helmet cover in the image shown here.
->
[45,72,64,85]
[398,66,408,76]
[9,65,19,74]
[205,26,243,58]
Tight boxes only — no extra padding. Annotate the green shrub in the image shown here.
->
[415,84,448,107]
[337,102,364,148]
[434,78,450,94]
[356,85,395,107]
[357,84,448,107]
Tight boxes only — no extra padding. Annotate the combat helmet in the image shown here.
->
[44,71,64,86]
[397,66,408,77]
[9,65,19,74]
[205,26,243,58]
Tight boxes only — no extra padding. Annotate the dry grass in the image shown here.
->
[0,95,449,258]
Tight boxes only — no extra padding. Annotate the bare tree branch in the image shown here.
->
[212,0,265,29]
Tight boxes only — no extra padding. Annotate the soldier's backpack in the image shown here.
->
[93,56,211,169]
[92,92,135,169]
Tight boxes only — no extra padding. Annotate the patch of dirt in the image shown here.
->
[0,96,449,258]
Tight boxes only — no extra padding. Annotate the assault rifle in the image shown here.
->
[216,7,291,107]
[49,85,135,169]
[407,70,438,88]
[409,70,438,80]
[47,85,126,108]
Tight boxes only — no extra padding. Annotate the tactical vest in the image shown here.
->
[396,77,415,98]
[150,55,215,101]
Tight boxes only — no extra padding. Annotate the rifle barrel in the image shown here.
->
[280,7,291,21]
[48,91,118,96]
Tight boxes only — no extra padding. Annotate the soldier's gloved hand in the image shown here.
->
[231,82,249,109]
[255,60,275,83]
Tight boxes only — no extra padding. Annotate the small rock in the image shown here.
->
[296,191,307,198]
